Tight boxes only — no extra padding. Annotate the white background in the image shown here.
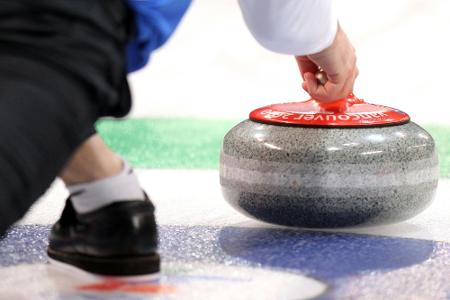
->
[128,0,450,125]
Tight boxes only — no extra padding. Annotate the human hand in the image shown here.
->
[295,24,358,102]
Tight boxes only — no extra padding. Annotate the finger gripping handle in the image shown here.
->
[313,71,361,112]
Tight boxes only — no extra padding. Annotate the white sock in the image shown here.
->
[67,160,145,214]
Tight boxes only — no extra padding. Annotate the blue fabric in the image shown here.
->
[126,0,191,73]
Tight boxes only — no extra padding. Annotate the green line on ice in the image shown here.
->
[97,118,238,170]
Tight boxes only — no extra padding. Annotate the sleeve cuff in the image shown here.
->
[239,0,338,56]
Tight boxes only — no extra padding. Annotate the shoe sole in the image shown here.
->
[47,247,160,276]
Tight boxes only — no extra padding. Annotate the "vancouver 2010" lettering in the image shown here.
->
[259,109,389,121]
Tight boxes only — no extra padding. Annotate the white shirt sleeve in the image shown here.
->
[238,0,337,56]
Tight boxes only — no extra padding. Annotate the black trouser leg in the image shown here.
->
[0,0,132,235]
[0,55,97,234]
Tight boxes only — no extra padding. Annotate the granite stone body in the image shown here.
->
[220,120,439,228]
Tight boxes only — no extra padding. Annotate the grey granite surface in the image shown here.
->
[220,121,439,228]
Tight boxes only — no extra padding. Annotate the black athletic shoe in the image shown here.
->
[47,195,160,276]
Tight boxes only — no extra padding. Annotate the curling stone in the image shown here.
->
[220,94,439,228]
